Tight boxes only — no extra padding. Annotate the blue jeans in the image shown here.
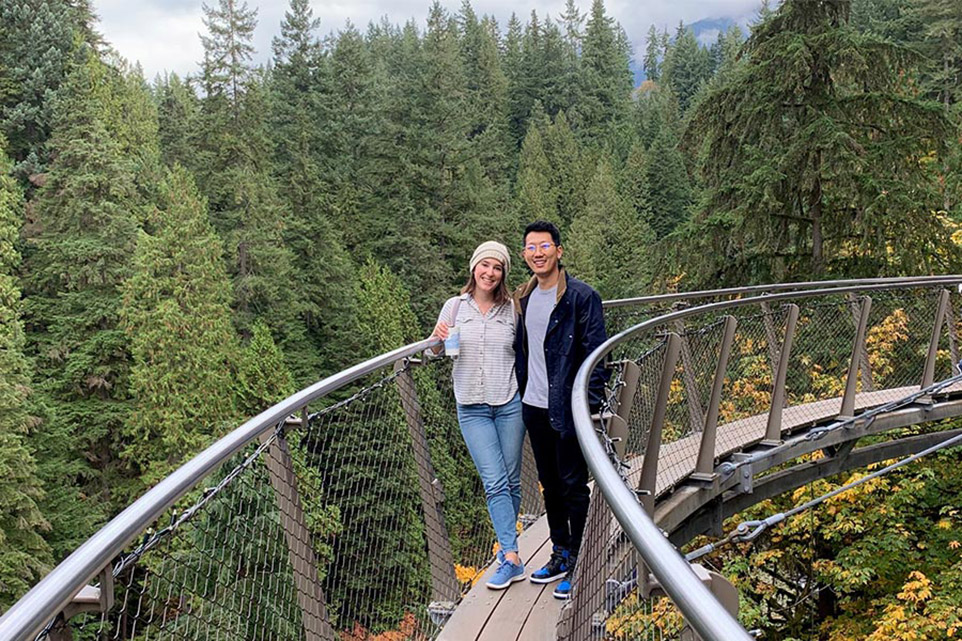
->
[457,392,525,554]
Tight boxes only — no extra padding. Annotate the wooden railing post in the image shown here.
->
[692,316,737,481]
[840,296,872,418]
[393,361,460,603]
[760,301,781,383]
[763,304,799,445]
[922,289,951,388]
[261,423,334,641]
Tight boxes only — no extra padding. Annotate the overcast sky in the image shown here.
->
[90,0,767,81]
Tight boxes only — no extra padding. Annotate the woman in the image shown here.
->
[431,241,526,590]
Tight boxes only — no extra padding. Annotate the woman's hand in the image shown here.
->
[428,321,449,355]
[431,321,450,341]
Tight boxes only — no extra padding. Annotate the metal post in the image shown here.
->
[760,301,781,382]
[763,304,799,445]
[674,319,705,435]
[846,293,874,392]
[260,427,334,641]
[840,296,872,418]
[393,361,460,603]
[947,297,959,368]
[607,360,641,460]
[692,316,737,481]
[638,334,682,516]
[922,289,951,388]
[635,334,681,599]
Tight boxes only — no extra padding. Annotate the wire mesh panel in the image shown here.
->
[37,357,519,641]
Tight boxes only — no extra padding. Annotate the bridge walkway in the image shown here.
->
[439,383,957,640]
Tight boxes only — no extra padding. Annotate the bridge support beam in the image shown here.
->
[841,296,872,418]
[763,304,799,445]
[261,419,334,641]
[393,361,461,605]
[693,316,737,481]
[922,289,951,389]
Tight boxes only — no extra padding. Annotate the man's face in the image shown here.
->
[523,231,562,278]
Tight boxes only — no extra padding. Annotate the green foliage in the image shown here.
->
[122,166,238,486]
[681,0,962,286]
[0,0,95,183]
[0,138,51,609]
[21,44,146,549]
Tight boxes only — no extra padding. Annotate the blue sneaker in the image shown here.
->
[530,546,569,584]
[486,559,525,590]
[552,573,572,600]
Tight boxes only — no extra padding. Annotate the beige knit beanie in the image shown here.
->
[469,240,511,274]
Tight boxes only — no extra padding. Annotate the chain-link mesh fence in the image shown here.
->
[36,355,543,641]
[566,284,962,641]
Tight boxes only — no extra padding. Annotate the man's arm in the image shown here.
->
[580,288,609,411]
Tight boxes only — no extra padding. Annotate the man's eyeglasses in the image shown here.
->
[524,242,556,253]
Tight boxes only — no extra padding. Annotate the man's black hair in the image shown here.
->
[523,220,561,247]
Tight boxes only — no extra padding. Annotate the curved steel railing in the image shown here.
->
[0,339,440,641]
[571,275,962,640]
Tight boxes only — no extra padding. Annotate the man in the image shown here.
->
[513,220,608,600]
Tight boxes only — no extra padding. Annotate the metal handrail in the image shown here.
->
[602,274,962,309]
[571,275,962,641]
[0,338,439,641]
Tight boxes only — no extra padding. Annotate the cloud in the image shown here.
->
[91,0,767,79]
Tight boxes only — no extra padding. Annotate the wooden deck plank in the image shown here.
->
[477,535,556,641]
[438,517,551,641]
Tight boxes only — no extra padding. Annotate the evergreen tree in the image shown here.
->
[0,138,51,609]
[315,258,425,630]
[194,0,303,373]
[566,156,654,298]
[646,124,691,239]
[21,46,143,546]
[0,0,92,184]
[121,166,238,485]
[272,0,359,379]
[661,23,713,114]
[154,73,199,171]
[542,111,587,231]
[236,320,294,418]
[515,116,557,224]
[644,24,660,82]
[573,0,633,143]
[683,0,959,283]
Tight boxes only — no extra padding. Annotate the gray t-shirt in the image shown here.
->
[522,285,556,408]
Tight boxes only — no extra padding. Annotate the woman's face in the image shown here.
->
[473,258,504,294]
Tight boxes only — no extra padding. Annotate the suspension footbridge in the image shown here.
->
[2,276,962,641]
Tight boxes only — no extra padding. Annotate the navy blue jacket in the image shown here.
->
[513,269,609,435]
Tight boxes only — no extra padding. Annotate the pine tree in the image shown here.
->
[683,0,959,283]
[0,137,51,609]
[122,166,238,485]
[21,45,143,547]
[154,73,200,171]
[0,0,91,184]
[272,0,359,379]
[567,156,654,298]
[194,0,303,374]
[515,116,557,225]
[236,320,294,418]
[573,0,633,143]
[644,24,661,82]
[314,259,426,630]
[661,23,713,113]
[646,125,691,239]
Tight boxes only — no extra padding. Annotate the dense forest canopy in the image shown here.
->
[1,0,961,637]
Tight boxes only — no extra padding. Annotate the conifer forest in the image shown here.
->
[1,0,962,638]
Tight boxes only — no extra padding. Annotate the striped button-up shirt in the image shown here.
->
[437,294,518,406]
